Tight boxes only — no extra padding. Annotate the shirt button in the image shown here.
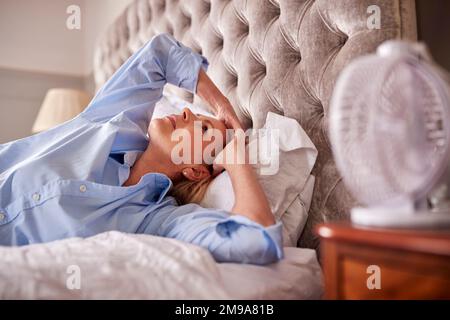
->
[79,184,87,193]
[0,212,5,221]
[32,193,40,201]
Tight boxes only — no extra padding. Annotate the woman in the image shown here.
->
[0,33,282,265]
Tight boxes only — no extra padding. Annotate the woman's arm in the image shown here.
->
[81,33,208,123]
[191,42,273,226]
[228,163,275,227]
[215,135,276,227]
[196,69,243,130]
[142,199,283,265]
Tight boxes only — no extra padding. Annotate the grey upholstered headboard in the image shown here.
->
[93,0,417,249]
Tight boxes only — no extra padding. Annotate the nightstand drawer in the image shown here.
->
[317,223,450,299]
[341,256,450,299]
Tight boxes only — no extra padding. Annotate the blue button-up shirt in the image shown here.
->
[0,33,283,265]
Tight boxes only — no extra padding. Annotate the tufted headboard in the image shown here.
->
[93,0,417,249]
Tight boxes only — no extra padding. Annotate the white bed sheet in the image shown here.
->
[0,231,323,299]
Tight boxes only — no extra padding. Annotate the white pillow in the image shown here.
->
[200,171,315,247]
[152,93,213,119]
[151,95,318,247]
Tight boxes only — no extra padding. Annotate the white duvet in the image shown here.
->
[0,231,323,299]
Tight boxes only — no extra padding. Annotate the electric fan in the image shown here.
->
[330,40,450,228]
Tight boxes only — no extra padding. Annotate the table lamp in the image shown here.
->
[32,88,92,133]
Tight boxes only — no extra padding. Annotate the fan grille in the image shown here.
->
[330,54,450,206]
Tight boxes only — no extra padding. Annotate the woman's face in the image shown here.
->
[148,108,227,168]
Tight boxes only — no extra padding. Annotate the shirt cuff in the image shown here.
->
[216,215,284,260]
[166,44,209,94]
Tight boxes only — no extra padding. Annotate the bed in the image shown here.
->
[0,0,417,299]
[93,0,417,249]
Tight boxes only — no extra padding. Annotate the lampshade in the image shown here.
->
[32,88,92,133]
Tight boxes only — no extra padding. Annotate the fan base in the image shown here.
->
[351,207,450,229]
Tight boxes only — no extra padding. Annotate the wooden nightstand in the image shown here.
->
[316,222,450,299]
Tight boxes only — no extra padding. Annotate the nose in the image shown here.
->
[182,107,196,123]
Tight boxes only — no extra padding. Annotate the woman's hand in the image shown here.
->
[213,132,275,227]
[211,127,248,176]
[196,69,243,130]
[215,98,243,131]
[213,130,247,172]
[196,65,274,226]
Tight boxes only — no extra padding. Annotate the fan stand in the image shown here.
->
[351,205,450,229]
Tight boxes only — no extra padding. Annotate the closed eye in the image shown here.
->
[199,117,213,134]
[203,124,213,136]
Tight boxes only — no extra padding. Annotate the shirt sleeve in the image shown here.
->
[141,198,284,265]
[81,33,209,123]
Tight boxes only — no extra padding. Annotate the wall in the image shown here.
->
[416,0,450,72]
[0,0,132,76]
[0,68,85,144]
[0,0,85,76]
[0,0,132,144]
[83,0,133,76]
[1,0,449,144]
[82,0,133,94]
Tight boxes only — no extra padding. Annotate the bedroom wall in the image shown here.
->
[1,0,448,144]
[83,0,133,77]
[0,0,132,144]
[416,0,450,72]
[0,0,85,75]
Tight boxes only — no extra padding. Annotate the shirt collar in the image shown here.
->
[122,151,173,203]
[124,150,144,167]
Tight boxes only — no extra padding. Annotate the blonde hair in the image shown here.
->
[170,170,214,205]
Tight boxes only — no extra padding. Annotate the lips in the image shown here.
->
[167,115,176,129]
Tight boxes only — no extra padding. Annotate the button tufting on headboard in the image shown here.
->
[93,0,417,249]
